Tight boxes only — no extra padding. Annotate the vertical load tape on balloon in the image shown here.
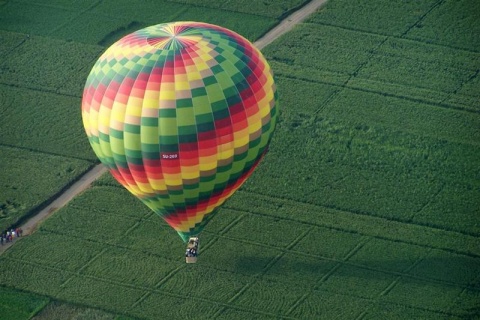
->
[82,22,278,242]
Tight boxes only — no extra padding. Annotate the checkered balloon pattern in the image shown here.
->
[82,22,278,242]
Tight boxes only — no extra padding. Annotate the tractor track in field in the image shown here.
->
[0,0,328,254]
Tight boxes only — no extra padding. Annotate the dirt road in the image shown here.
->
[0,164,107,253]
[0,0,327,254]
[254,0,327,50]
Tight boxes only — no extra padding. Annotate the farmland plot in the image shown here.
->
[0,85,97,160]
[0,0,301,46]
[1,181,479,318]
[0,146,92,231]
[259,17,480,236]
[1,0,479,319]
[0,32,104,95]
[307,0,439,36]
[0,0,291,233]
[165,0,310,19]
[0,286,49,320]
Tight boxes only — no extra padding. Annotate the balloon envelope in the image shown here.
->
[82,21,278,242]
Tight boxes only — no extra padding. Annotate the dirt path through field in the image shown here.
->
[0,164,107,253]
[255,0,327,50]
[0,0,327,254]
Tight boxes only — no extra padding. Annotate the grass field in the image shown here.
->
[1,0,479,319]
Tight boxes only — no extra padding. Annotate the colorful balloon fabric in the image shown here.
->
[82,21,278,242]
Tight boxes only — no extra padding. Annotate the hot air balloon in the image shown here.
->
[81,22,278,258]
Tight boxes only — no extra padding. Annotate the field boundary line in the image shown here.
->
[275,72,480,117]
[233,190,480,254]
[212,226,314,318]
[220,204,480,261]
[442,69,480,106]
[307,18,480,54]
[0,142,98,162]
[316,285,462,320]
[343,36,389,87]
[286,238,379,317]
[120,211,156,237]
[343,237,370,261]
[400,0,445,37]
[376,250,432,300]
[0,81,83,99]
[3,242,476,320]
[128,264,187,312]
[59,247,109,289]
[30,226,476,293]
[408,183,445,222]
[218,213,247,235]
[0,0,329,256]
[27,227,187,267]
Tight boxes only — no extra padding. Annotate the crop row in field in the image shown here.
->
[308,0,439,36]
[224,191,480,258]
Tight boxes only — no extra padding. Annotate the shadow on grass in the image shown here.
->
[231,253,480,288]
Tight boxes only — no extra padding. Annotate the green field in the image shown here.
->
[1,0,479,319]
[0,0,311,233]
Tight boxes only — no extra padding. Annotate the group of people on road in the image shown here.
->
[0,228,23,245]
